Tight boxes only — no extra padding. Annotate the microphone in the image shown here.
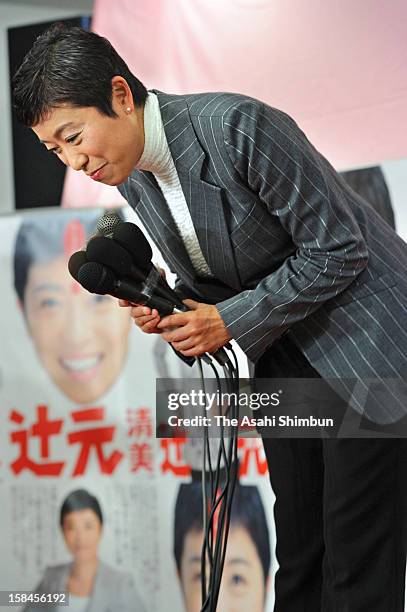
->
[111,223,187,309]
[68,250,87,281]
[78,211,122,256]
[86,236,145,283]
[77,261,175,316]
[86,235,186,309]
[112,222,152,272]
[96,210,123,237]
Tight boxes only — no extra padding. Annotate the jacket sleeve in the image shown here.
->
[216,99,369,363]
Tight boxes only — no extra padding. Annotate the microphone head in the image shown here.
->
[78,261,116,295]
[96,210,123,236]
[112,222,152,271]
[68,250,87,281]
[86,235,134,278]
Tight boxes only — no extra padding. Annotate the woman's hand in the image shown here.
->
[118,264,166,334]
[118,300,162,334]
[156,299,231,356]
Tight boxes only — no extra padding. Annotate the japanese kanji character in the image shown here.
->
[9,406,64,476]
[68,407,123,476]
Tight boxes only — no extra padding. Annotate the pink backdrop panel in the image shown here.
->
[62,0,407,207]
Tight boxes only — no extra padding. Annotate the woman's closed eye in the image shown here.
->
[47,132,82,155]
[65,132,82,144]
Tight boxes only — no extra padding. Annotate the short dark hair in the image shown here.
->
[13,209,102,305]
[12,23,148,127]
[60,488,103,527]
[173,483,271,585]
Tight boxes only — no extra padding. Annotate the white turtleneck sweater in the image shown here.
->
[135,92,212,278]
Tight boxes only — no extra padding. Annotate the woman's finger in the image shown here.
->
[141,316,161,333]
[171,338,196,351]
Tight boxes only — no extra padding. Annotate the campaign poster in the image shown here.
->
[0,207,276,611]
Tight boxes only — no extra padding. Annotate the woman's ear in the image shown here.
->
[111,75,134,114]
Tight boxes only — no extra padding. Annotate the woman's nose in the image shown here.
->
[64,299,93,342]
[67,150,88,171]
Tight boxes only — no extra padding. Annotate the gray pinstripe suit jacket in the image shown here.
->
[118,90,407,424]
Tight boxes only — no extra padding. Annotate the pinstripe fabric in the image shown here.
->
[118,90,407,424]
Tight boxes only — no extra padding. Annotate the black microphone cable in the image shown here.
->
[211,358,240,610]
[194,346,240,612]
[206,361,239,611]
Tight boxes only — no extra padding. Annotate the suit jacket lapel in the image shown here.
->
[128,170,197,288]
[150,90,242,292]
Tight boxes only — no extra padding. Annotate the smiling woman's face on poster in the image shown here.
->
[14,211,132,404]
[24,255,131,404]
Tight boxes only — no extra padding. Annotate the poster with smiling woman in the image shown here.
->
[13,209,132,404]
[0,206,276,612]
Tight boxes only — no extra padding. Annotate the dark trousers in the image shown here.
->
[255,336,407,612]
